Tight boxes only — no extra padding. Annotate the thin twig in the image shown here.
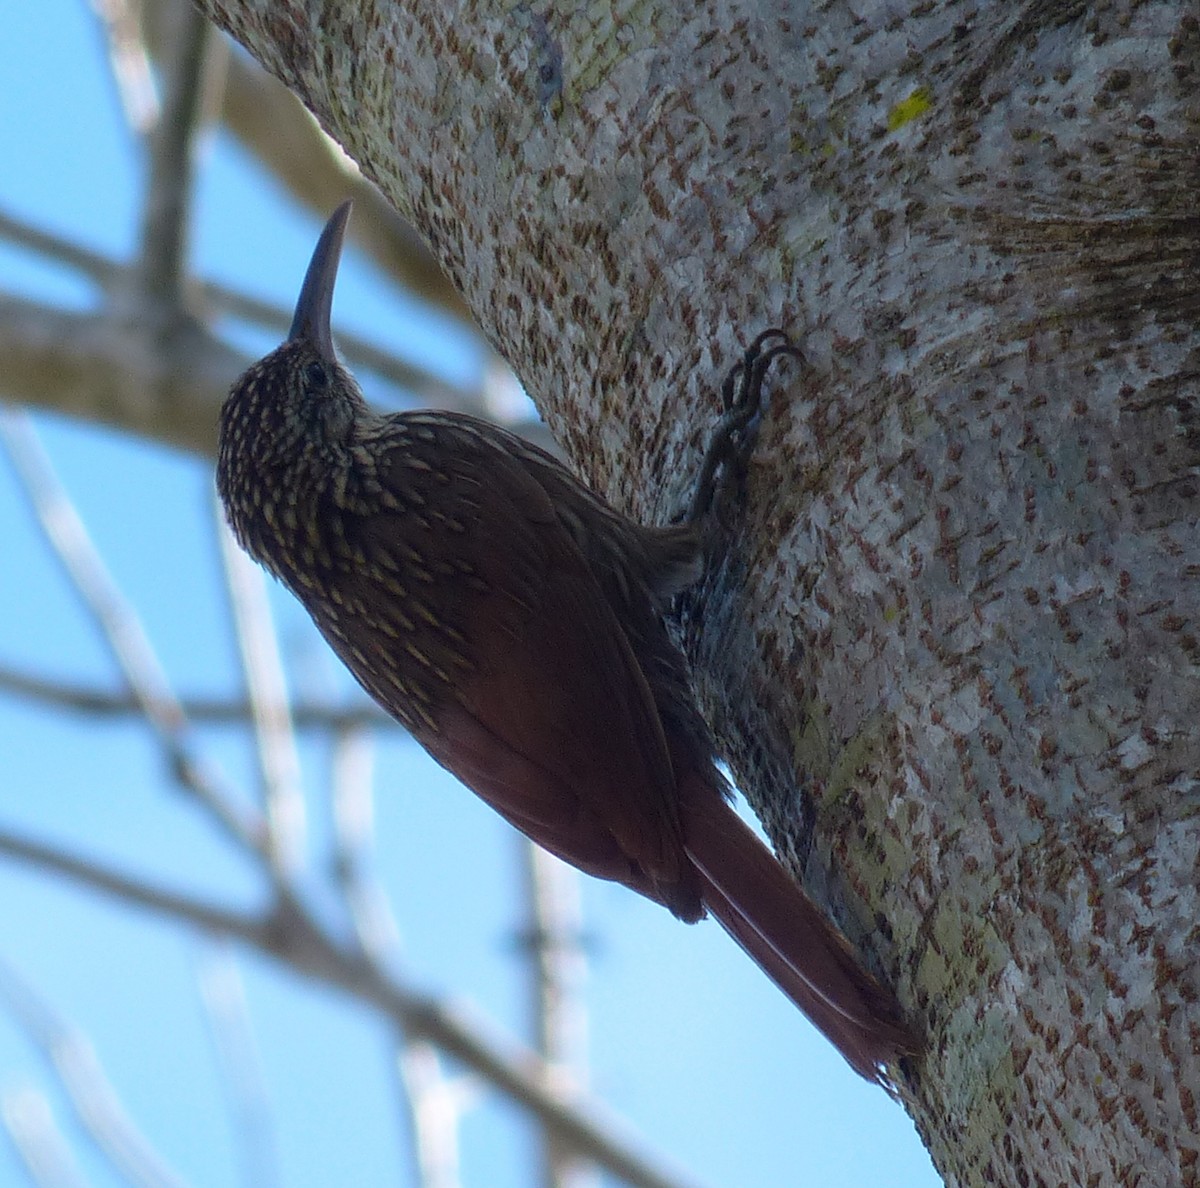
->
[394,1043,471,1188]
[1,1087,90,1188]
[0,958,187,1188]
[195,944,280,1188]
[0,208,486,416]
[0,827,704,1188]
[0,212,123,290]
[125,0,469,319]
[216,504,306,874]
[351,979,701,1188]
[329,725,470,1188]
[0,831,266,945]
[0,661,394,729]
[0,409,268,859]
[521,842,595,1188]
[133,2,213,311]
[329,725,401,962]
[88,0,158,132]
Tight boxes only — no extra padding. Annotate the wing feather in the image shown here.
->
[355,415,702,917]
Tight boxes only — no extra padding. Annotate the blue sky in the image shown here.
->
[0,3,939,1186]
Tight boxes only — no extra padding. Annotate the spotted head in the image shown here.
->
[217,201,368,556]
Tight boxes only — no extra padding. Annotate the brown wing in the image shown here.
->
[347,413,704,919]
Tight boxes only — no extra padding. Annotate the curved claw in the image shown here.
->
[688,329,805,525]
[722,329,802,412]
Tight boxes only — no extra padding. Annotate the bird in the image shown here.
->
[217,200,916,1085]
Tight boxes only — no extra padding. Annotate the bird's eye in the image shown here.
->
[305,361,328,389]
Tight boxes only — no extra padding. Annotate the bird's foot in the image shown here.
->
[686,329,805,525]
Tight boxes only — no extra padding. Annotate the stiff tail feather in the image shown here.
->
[682,790,917,1085]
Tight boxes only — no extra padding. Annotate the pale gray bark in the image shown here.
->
[187,2,1200,1185]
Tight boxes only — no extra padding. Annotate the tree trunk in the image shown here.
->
[190,2,1200,1183]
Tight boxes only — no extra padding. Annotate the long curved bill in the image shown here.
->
[288,200,353,362]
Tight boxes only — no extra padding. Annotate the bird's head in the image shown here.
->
[218,201,366,508]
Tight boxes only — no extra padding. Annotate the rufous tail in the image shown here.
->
[681,786,917,1085]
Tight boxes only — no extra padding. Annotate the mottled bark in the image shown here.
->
[188,2,1200,1184]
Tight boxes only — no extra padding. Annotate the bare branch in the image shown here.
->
[328,725,469,1187]
[0,211,123,290]
[132,2,214,313]
[0,660,393,730]
[0,198,553,458]
[328,726,401,962]
[195,945,280,1188]
[0,409,268,859]
[216,505,306,874]
[0,295,239,457]
[0,826,704,1188]
[348,982,703,1188]
[0,959,187,1188]
[521,843,595,1188]
[394,1043,471,1188]
[1,1087,91,1188]
[0,282,544,459]
[140,0,470,322]
[88,0,158,132]
[0,830,266,945]
[0,207,459,403]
